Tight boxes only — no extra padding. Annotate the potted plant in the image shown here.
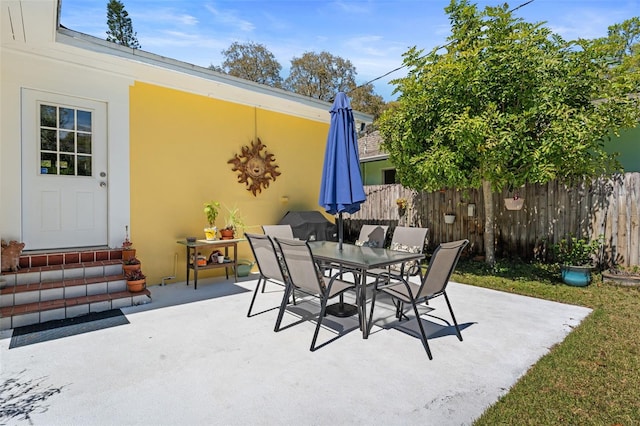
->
[125,269,146,292]
[122,256,141,273]
[602,265,640,287]
[444,199,456,224]
[220,205,245,239]
[504,194,525,210]
[552,235,603,286]
[203,201,220,240]
[122,225,136,260]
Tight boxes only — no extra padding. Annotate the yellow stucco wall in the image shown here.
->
[129,82,329,285]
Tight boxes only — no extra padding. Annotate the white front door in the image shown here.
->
[21,89,108,250]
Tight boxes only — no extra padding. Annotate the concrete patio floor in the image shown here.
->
[0,273,591,425]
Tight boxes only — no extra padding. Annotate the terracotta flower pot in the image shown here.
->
[126,279,146,292]
[220,229,235,240]
[122,248,136,261]
[123,264,141,274]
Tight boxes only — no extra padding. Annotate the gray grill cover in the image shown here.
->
[278,211,338,242]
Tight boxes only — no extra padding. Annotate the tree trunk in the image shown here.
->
[483,179,496,266]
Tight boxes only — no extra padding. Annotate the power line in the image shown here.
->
[349,0,536,95]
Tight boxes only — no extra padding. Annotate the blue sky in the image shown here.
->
[60,0,639,101]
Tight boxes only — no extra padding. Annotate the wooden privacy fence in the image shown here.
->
[343,172,640,266]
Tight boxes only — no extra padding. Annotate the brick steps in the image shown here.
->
[0,248,151,330]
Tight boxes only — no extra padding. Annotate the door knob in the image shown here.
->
[100,182,107,188]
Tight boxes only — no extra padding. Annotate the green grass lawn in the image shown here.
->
[449,259,640,425]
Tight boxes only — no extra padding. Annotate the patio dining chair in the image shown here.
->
[367,239,468,359]
[366,226,429,282]
[245,233,294,317]
[273,237,357,351]
[262,224,294,239]
[261,224,297,294]
[355,224,389,248]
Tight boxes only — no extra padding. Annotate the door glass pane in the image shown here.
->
[40,129,57,151]
[39,103,94,177]
[40,105,57,127]
[77,133,92,154]
[77,110,92,132]
[60,131,75,152]
[59,154,75,175]
[40,152,58,175]
[59,107,75,130]
[77,155,92,176]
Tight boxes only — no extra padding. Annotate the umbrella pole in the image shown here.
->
[325,209,358,317]
[338,212,343,250]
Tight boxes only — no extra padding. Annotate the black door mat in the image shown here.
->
[10,309,129,349]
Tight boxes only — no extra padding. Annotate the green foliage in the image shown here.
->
[123,256,140,265]
[223,205,245,233]
[210,43,386,116]
[378,1,639,194]
[348,83,387,119]
[125,269,145,281]
[212,42,283,88]
[284,51,356,102]
[203,201,220,227]
[599,17,640,93]
[551,235,604,266]
[106,0,140,49]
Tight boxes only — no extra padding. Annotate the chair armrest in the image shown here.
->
[373,271,407,289]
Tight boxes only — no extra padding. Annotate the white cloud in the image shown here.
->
[203,4,255,32]
[141,30,225,51]
[132,8,198,26]
[330,0,371,15]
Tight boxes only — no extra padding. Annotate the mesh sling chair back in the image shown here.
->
[367,239,469,360]
[273,237,356,351]
[366,226,429,281]
[356,224,389,248]
[261,225,297,300]
[262,225,294,239]
[245,233,291,317]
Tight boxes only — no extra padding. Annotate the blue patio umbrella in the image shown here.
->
[318,92,367,250]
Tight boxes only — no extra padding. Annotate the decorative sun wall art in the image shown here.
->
[228,138,281,196]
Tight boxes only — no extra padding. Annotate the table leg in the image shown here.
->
[185,246,191,286]
[224,246,229,280]
[360,268,368,339]
[232,243,238,282]
[193,255,199,290]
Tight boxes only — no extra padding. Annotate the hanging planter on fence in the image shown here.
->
[504,195,524,210]
[444,199,456,224]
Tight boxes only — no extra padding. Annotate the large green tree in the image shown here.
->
[210,41,283,88]
[597,17,640,92]
[210,44,386,116]
[106,0,140,48]
[378,0,640,265]
[284,51,356,102]
[348,83,387,120]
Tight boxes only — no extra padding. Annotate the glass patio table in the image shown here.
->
[308,241,425,339]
